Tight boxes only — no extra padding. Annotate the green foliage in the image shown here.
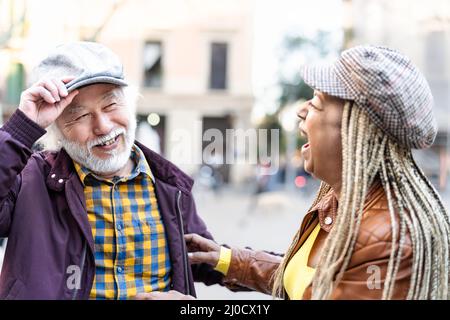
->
[278,31,334,108]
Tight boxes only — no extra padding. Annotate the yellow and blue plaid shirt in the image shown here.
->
[74,145,172,299]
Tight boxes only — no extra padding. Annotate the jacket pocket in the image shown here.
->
[4,279,24,300]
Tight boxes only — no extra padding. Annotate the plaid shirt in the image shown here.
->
[74,145,172,299]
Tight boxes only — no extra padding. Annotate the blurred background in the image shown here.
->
[0,0,450,299]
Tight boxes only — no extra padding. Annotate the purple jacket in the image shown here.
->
[0,109,223,299]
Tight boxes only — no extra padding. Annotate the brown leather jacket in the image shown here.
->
[223,182,413,299]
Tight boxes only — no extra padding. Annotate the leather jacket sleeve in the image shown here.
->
[222,247,282,295]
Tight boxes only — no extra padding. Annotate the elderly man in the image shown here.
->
[0,41,222,299]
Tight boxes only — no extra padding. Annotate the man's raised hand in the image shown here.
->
[19,77,79,128]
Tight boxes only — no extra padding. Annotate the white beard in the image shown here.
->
[60,118,137,174]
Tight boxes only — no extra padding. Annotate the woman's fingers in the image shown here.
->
[184,234,220,265]
[188,251,219,266]
[184,233,220,252]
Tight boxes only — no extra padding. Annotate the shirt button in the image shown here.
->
[117,266,123,273]
[324,216,333,225]
[117,223,122,231]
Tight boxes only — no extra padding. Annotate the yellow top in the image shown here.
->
[283,223,321,299]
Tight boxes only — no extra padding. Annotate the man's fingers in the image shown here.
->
[55,90,79,114]
[37,80,60,102]
[29,86,56,104]
[61,76,76,84]
[134,290,195,300]
[51,78,69,98]
[60,90,79,107]
[135,292,158,300]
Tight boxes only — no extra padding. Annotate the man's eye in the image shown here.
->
[75,114,89,121]
[104,103,117,111]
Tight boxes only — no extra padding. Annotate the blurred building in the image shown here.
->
[343,0,450,190]
[0,0,255,183]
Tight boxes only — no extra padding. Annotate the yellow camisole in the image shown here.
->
[283,223,321,299]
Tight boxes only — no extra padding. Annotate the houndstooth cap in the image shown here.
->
[300,45,437,149]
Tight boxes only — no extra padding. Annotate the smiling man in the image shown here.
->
[0,41,223,299]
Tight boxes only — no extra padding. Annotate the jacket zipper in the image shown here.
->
[176,190,190,295]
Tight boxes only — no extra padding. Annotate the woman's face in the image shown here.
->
[297,91,344,188]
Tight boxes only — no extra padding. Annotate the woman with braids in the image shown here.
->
[144,45,450,300]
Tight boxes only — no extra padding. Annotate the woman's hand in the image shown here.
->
[184,233,221,267]
[134,290,195,300]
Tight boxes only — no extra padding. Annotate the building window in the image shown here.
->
[143,41,163,88]
[209,42,228,90]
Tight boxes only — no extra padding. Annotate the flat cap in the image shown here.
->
[32,41,128,92]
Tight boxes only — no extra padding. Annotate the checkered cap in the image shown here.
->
[300,45,437,149]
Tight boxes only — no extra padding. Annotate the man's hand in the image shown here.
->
[134,290,196,300]
[184,233,220,266]
[19,77,79,128]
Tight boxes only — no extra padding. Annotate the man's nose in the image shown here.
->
[93,114,114,136]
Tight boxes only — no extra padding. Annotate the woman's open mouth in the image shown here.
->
[299,128,310,152]
[301,142,311,159]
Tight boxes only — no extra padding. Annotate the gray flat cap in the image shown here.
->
[32,41,128,92]
[300,45,437,149]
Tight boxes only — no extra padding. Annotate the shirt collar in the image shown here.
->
[73,144,155,185]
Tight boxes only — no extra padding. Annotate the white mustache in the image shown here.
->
[87,128,126,150]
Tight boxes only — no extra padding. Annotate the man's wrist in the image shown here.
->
[1,109,47,148]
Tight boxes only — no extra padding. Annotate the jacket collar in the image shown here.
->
[45,149,74,191]
[307,179,384,233]
[44,140,194,193]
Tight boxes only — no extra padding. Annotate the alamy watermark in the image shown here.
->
[366,265,382,290]
[66,265,81,290]
[168,121,280,175]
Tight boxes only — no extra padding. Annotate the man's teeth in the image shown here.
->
[98,137,116,146]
